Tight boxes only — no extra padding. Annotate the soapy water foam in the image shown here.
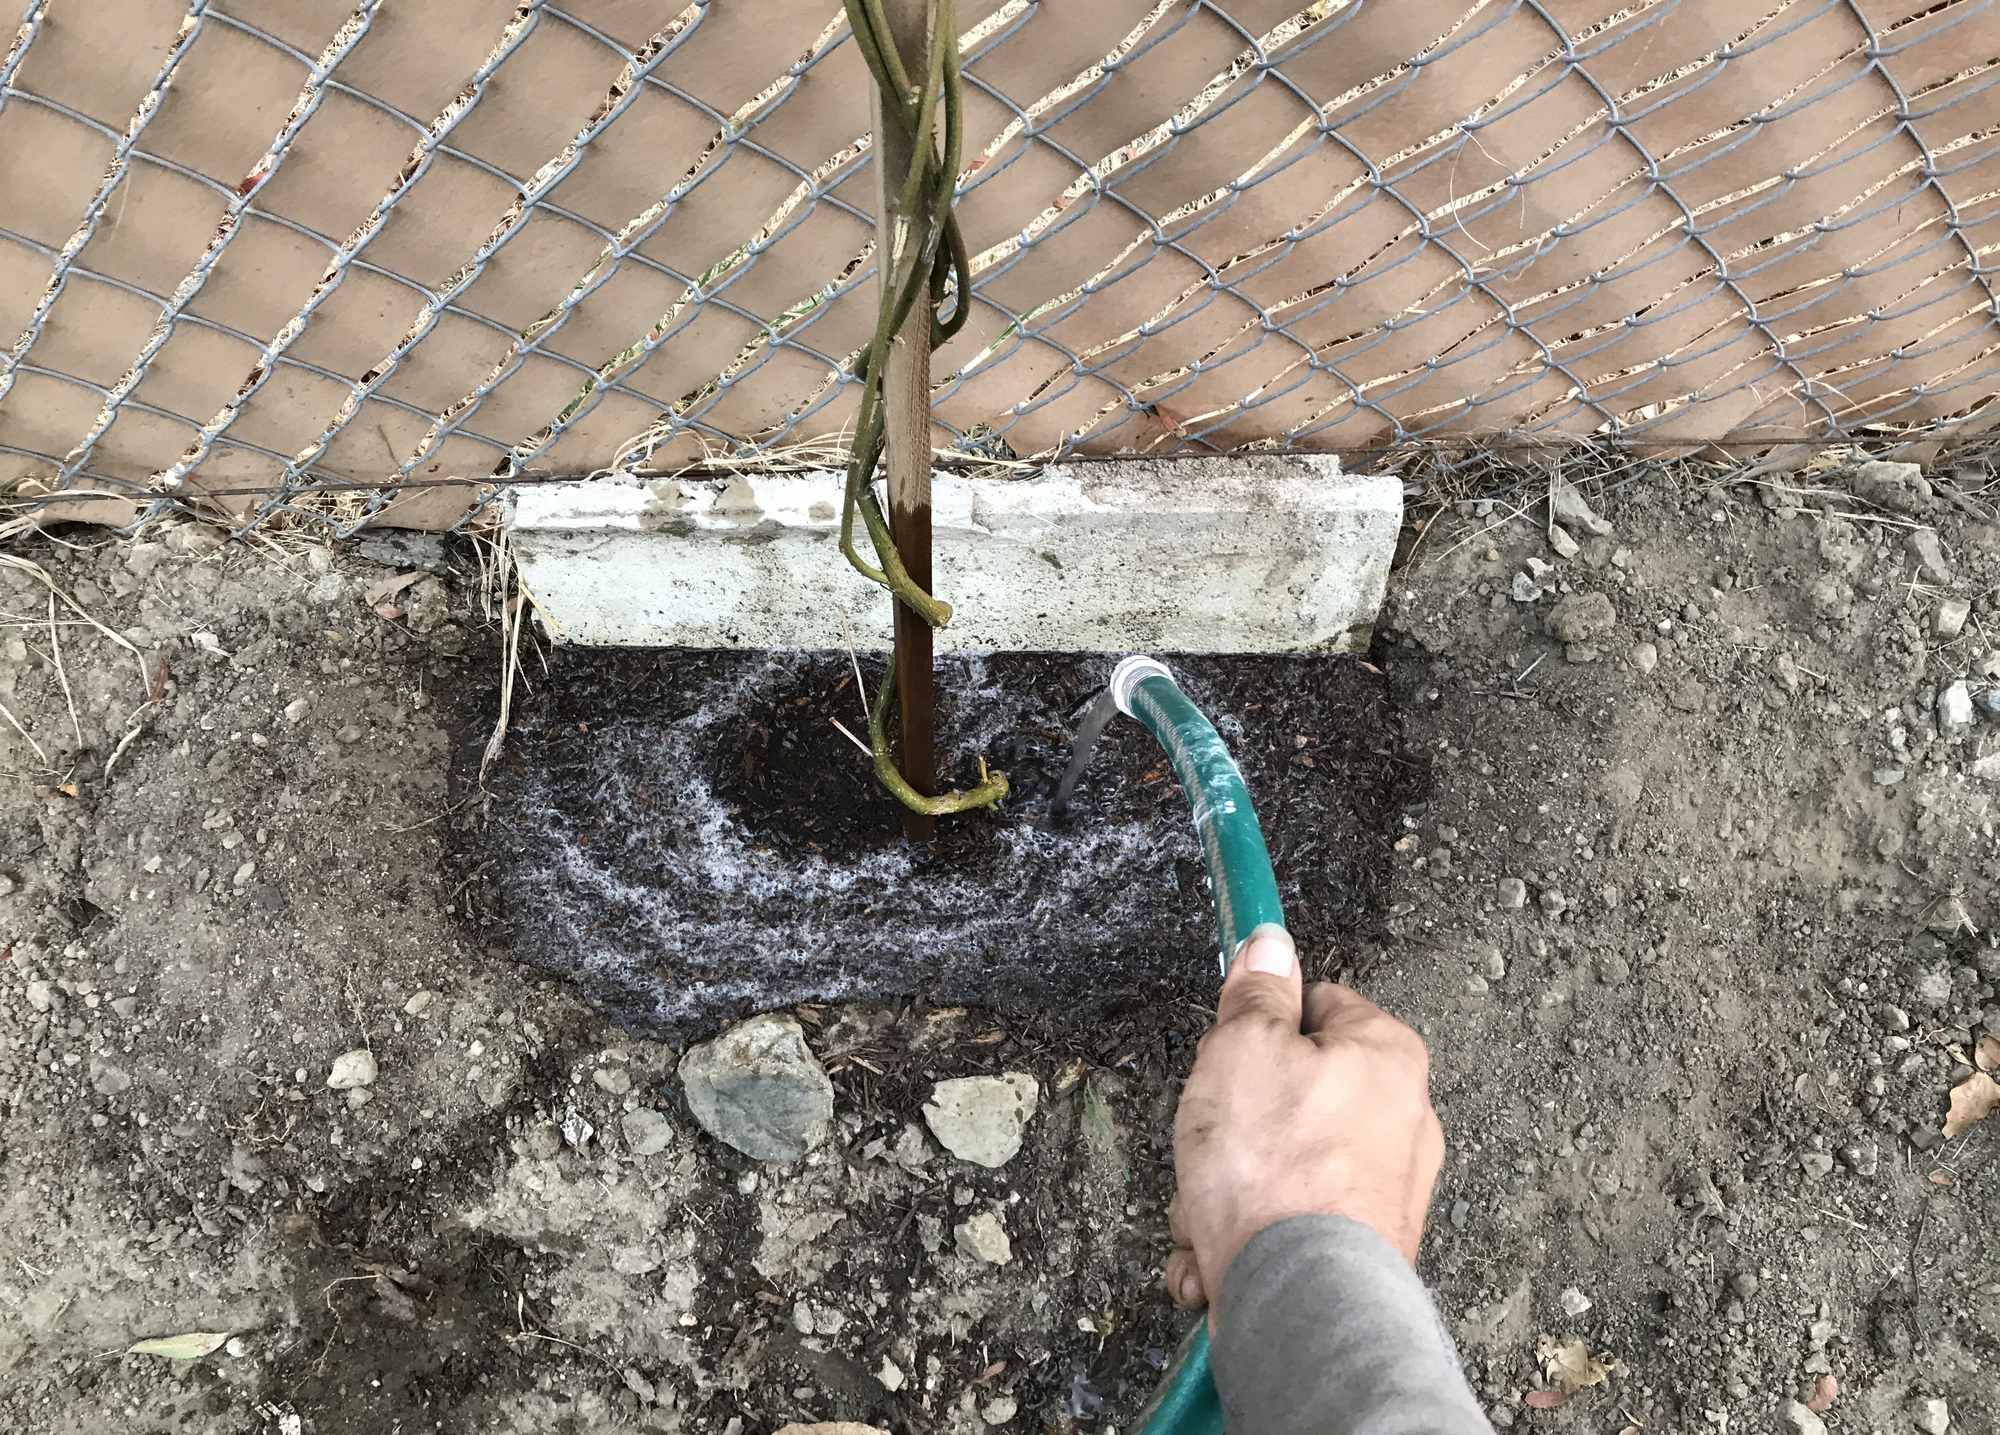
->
[488,652,1215,1032]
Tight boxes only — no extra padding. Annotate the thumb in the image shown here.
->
[1214,924,1302,1030]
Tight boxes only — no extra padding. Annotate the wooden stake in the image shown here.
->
[871,0,938,842]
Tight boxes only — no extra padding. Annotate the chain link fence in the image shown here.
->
[2,0,1998,536]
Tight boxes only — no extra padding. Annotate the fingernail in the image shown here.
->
[1238,923,1295,977]
[1177,1270,1204,1306]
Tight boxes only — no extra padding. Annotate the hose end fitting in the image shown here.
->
[1110,654,1176,718]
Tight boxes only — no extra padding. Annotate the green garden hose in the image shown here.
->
[1108,655,1287,1435]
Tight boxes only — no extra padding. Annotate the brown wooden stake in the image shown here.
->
[871,0,938,842]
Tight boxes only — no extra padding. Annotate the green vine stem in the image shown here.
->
[869,663,1009,815]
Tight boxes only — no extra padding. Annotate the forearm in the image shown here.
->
[1210,1215,1492,1435]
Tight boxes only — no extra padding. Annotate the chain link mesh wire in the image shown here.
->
[1,0,1997,538]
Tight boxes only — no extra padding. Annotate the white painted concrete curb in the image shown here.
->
[507,456,1400,653]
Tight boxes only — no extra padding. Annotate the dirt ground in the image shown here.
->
[1,453,1996,1435]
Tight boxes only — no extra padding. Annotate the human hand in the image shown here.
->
[1164,925,1444,1313]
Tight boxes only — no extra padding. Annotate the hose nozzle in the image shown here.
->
[1109,654,1175,718]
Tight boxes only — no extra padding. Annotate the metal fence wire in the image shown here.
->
[2,0,1998,535]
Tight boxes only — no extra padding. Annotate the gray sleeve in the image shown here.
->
[1209,1214,1492,1435]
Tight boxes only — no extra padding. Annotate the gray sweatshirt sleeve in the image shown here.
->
[1209,1214,1493,1435]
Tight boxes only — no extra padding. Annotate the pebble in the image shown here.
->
[402,990,433,1016]
[1546,592,1617,643]
[283,698,308,724]
[923,1073,1040,1169]
[1551,476,1612,535]
[1496,877,1528,909]
[678,1013,834,1163]
[1631,641,1658,674]
[327,1048,378,1090]
[0,872,15,897]
[1907,528,1951,583]
[1547,523,1579,560]
[1937,682,1974,734]
[1879,1003,1911,1032]
[1935,597,1970,638]
[1481,948,1507,980]
[1910,1397,1950,1435]
[1872,768,1906,787]
[110,995,138,1020]
[954,1210,1013,1265]
[1799,1151,1835,1180]
[1782,1399,1828,1435]
[1510,572,1543,603]
[1559,1287,1591,1317]
[1838,1140,1878,1177]
[592,1067,632,1096]
[981,1396,1018,1426]
[1537,889,1568,917]
[878,1357,906,1392]
[24,980,59,1013]
[621,1108,672,1156]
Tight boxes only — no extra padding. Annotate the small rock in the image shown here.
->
[622,1367,657,1405]
[1783,1398,1828,1435]
[621,1108,673,1156]
[678,1013,834,1163]
[1799,1151,1835,1180]
[1550,475,1612,535]
[1546,592,1617,644]
[878,1356,906,1392]
[1910,1396,1950,1435]
[923,1073,1040,1168]
[1496,877,1528,909]
[1880,1003,1911,1032]
[1526,556,1553,580]
[981,1396,1018,1426]
[90,1062,132,1097]
[1974,752,2000,782]
[1773,653,1802,693]
[1510,572,1543,603]
[1731,1271,1760,1299]
[283,698,309,724]
[1538,889,1568,917]
[1564,642,1599,664]
[1838,1140,1878,1176]
[1872,767,1906,787]
[402,576,451,634]
[1559,1287,1591,1317]
[954,1210,1013,1265]
[891,1122,933,1170]
[24,980,59,1013]
[1631,641,1658,674]
[402,990,433,1016]
[110,995,138,1020]
[1907,527,1951,582]
[231,861,256,888]
[0,871,16,897]
[1547,523,1580,560]
[1935,597,1970,638]
[335,724,362,745]
[1481,948,1507,980]
[592,1067,632,1096]
[1464,975,1489,996]
[1938,681,1974,734]
[327,1048,378,1090]
[1850,459,1932,514]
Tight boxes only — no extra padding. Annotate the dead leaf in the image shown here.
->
[363,571,424,606]
[1943,1071,2000,1138]
[1976,1035,2000,1074]
[1806,1373,1839,1413]
[1537,1335,1618,1393]
[1524,1389,1569,1410]
[128,1330,230,1360]
[972,1359,1006,1385]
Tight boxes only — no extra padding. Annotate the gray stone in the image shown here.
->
[923,1073,1040,1168]
[679,1013,834,1163]
[1546,591,1617,644]
[1550,475,1613,535]
[1880,1003,1911,1032]
[327,1049,378,1090]
[355,532,447,573]
[1782,1399,1828,1435]
[1799,1151,1835,1180]
[1631,641,1658,674]
[24,980,59,1013]
[1481,948,1507,980]
[621,1108,673,1156]
[892,1121,933,1170]
[1935,597,1971,638]
[1546,523,1580,560]
[1850,459,1931,514]
[110,995,138,1020]
[1907,527,1951,583]
[1559,1287,1591,1317]
[1496,877,1528,909]
[1509,572,1543,603]
[954,1210,1013,1264]
[1938,682,1974,734]
[593,1067,632,1096]
[402,990,433,1017]
[981,1396,1019,1426]
[1910,1396,1950,1435]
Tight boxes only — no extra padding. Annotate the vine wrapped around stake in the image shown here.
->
[869,663,1008,814]
[841,0,1006,816]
